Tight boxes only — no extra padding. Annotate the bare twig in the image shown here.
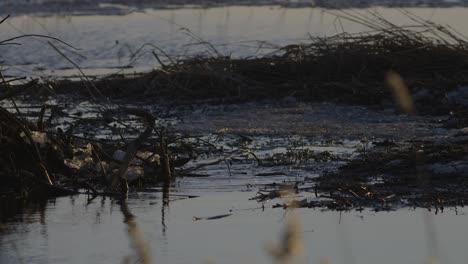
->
[47,41,103,100]
[0,15,10,25]
[0,34,80,49]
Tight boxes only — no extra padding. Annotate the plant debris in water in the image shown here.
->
[263,138,468,212]
[0,12,467,211]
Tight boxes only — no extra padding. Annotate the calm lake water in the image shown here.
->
[1,6,468,77]
[1,192,468,264]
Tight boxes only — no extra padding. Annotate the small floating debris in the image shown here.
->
[192,214,232,221]
[254,172,287,177]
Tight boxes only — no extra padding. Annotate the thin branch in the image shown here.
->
[47,41,104,100]
[0,34,80,50]
[0,15,10,25]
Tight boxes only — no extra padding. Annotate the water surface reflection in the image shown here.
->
[1,191,467,264]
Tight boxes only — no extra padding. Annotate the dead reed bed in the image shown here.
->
[21,11,466,116]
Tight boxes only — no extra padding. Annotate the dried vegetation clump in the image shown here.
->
[0,104,182,198]
[261,139,468,212]
[316,140,468,210]
[23,11,468,118]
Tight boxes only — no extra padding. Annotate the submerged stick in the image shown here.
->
[111,109,155,193]
[159,128,172,182]
[178,159,223,175]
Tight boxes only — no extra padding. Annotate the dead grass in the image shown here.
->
[14,10,464,116]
